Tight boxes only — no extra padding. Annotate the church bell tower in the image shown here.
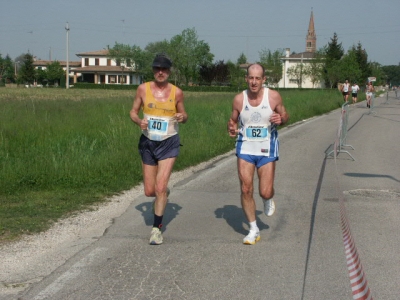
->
[306,9,316,53]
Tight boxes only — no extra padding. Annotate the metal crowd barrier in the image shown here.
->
[327,102,355,160]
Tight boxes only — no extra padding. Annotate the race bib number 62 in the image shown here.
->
[245,125,268,141]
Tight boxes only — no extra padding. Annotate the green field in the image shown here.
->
[0,87,354,242]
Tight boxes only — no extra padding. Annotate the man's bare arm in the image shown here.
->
[269,89,289,125]
[130,84,148,130]
[227,94,242,137]
[175,88,188,123]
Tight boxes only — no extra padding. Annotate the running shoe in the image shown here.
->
[149,227,163,245]
[263,199,275,216]
[243,230,260,245]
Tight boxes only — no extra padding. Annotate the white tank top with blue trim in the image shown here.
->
[236,88,279,158]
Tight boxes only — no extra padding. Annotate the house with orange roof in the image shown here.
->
[72,49,141,85]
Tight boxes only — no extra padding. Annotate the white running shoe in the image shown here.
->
[149,227,163,245]
[243,230,260,245]
[263,199,275,216]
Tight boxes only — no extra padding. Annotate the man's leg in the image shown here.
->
[142,158,175,216]
[153,157,176,216]
[144,157,175,245]
[258,161,276,216]
[257,161,276,200]
[142,162,157,197]
[238,158,261,244]
[237,158,256,223]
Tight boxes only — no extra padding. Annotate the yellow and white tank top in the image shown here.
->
[142,82,178,141]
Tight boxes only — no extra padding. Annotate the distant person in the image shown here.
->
[130,53,188,245]
[366,82,374,108]
[351,82,360,104]
[227,63,289,245]
[341,79,350,102]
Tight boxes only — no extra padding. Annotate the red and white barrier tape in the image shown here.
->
[334,110,373,300]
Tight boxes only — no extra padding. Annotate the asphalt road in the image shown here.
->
[12,91,400,300]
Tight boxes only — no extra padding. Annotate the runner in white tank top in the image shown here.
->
[236,87,279,159]
[227,63,289,245]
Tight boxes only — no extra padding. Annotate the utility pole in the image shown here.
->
[65,22,70,89]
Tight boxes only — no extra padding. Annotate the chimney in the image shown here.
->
[285,48,290,58]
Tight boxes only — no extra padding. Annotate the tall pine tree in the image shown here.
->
[19,53,36,85]
[324,33,344,87]
[354,42,371,84]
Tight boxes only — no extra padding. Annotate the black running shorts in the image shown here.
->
[138,134,180,166]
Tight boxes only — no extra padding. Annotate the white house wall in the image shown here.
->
[278,59,324,89]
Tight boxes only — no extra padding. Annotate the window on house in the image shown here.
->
[85,58,89,66]
[95,59,99,66]
[120,75,126,83]
[107,59,111,66]
[109,75,116,84]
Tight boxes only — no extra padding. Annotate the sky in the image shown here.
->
[1,0,399,66]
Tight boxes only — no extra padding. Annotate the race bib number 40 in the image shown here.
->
[148,117,169,135]
[245,125,268,141]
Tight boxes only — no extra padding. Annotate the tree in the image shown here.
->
[35,68,47,85]
[169,28,214,85]
[237,52,247,65]
[46,61,65,85]
[198,60,229,86]
[353,42,371,83]
[307,49,325,88]
[214,60,229,85]
[226,60,246,90]
[108,43,149,79]
[0,54,15,84]
[259,49,283,87]
[18,53,35,85]
[0,54,4,83]
[337,50,362,84]
[325,62,342,88]
[381,65,400,86]
[325,33,344,62]
[145,40,171,57]
[286,63,309,88]
[369,62,385,86]
[198,63,216,85]
[324,33,344,87]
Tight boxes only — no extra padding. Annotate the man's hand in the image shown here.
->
[270,112,283,125]
[140,118,148,130]
[175,113,186,123]
[227,119,238,137]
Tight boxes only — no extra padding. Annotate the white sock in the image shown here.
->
[249,221,258,232]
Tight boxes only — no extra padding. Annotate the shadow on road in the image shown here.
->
[215,205,269,235]
[135,201,182,232]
